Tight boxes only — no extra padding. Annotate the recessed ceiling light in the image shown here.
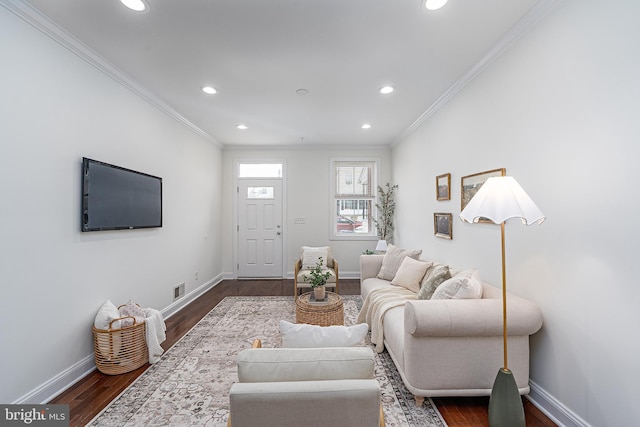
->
[422,0,448,11]
[236,124,248,130]
[120,0,148,12]
[361,124,372,129]
[379,86,395,94]
[202,86,218,95]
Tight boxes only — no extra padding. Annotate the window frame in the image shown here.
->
[329,157,380,241]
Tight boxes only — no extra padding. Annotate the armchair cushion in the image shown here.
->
[295,267,337,284]
[236,346,376,382]
[229,380,381,427]
[279,320,368,348]
[230,346,382,427]
[302,248,329,269]
[301,246,334,268]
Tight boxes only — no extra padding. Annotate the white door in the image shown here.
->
[237,179,283,278]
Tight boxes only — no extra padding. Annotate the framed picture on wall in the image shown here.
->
[434,213,453,239]
[436,173,451,201]
[461,168,506,219]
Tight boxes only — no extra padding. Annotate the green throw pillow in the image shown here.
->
[417,264,451,299]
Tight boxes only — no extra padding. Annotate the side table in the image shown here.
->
[295,291,344,326]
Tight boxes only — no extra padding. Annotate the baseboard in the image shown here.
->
[526,381,591,427]
[162,275,222,320]
[285,271,361,280]
[13,355,96,404]
[14,275,222,404]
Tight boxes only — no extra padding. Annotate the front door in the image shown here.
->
[237,179,283,278]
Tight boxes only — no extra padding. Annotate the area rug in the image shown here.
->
[88,296,447,427]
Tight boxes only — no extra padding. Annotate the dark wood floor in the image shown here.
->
[50,279,555,427]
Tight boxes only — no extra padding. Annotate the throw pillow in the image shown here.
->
[301,248,329,269]
[94,300,121,330]
[376,244,422,281]
[94,300,122,361]
[279,320,369,348]
[391,257,433,293]
[119,300,146,327]
[431,269,483,300]
[417,264,452,299]
[301,246,333,268]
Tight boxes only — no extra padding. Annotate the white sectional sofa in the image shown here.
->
[359,253,543,406]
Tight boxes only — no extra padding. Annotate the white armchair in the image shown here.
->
[227,342,384,427]
[294,246,339,296]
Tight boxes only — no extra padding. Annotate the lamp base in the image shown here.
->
[488,368,525,427]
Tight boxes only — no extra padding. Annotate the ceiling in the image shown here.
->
[19,0,541,147]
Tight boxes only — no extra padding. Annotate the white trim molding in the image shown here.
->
[0,0,221,147]
[393,0,564,146]
[13,276,221,404]
[527,381,592,427]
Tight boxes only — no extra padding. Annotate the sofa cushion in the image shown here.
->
[376,244,422,281]
[279,320,368,348]
[432,269,483,300]
[417,264,452,300]
[360,277,392,299]
[391,257,433,293]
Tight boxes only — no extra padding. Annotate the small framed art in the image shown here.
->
[461,168,506,212]
[436,173,451,201]
[434,213,453,239]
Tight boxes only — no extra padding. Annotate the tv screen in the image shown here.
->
[82,157,162,232]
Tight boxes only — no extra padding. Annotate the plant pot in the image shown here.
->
[313,285,326,300]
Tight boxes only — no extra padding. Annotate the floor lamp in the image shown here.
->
[459,176,545,427]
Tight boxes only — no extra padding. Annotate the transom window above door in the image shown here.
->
[239,163,283,178]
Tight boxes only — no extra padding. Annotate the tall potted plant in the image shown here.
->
[373,182,398,243]
[302,257,332,300]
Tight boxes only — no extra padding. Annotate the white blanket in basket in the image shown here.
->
[143,308,166,363]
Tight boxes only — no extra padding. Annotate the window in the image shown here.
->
[247,186,274,199]
[330,159,377,238]
[238,163,282,178]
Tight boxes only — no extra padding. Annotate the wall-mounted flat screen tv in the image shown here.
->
[82,157,162,232]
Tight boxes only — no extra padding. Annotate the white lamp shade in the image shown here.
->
[459,176,545,226]
[375,240,388,252]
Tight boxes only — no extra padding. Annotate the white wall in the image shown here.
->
[0,7,222,403]
[221,147,392,277]
[392,0,640,425]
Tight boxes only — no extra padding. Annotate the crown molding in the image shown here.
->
[392,0,564,146]
[3,0,564,151]
[221,143,392,152]
[1,0,222,147]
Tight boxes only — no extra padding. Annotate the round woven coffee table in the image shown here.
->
[296,291,344,326]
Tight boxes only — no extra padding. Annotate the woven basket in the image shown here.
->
[296,291,344,326]
[92,315,148,375]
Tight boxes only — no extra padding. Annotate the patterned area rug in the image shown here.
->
[88,296,447,427]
